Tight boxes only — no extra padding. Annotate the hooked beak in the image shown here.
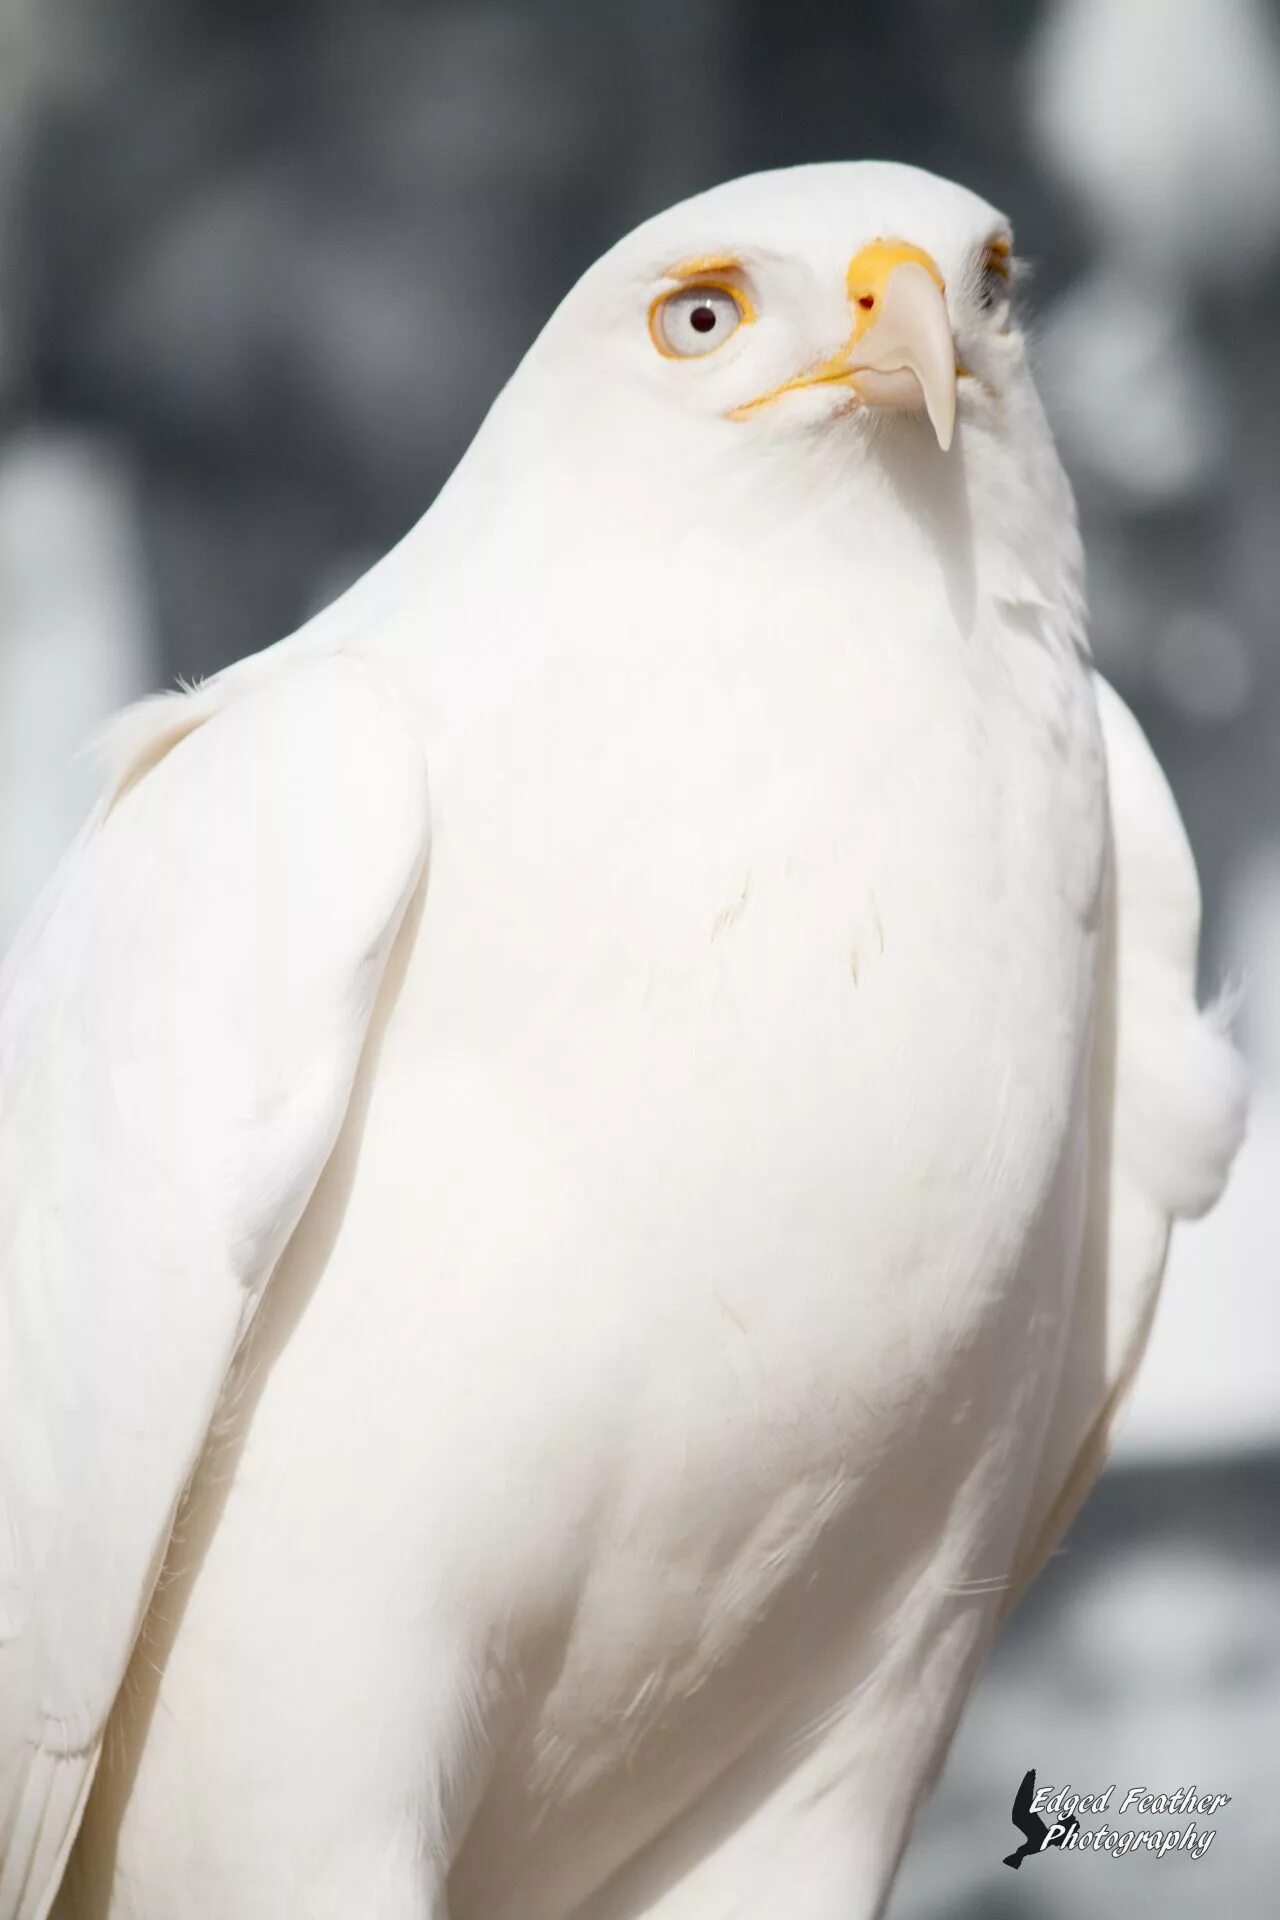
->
[729,239,958,451]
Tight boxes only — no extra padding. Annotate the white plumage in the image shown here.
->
[0,163,1244,1920]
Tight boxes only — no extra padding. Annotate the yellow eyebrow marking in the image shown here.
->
[663,253,743,281]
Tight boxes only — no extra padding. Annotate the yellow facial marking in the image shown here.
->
[728,237,949,421]
[660,258,756,320]
[727,347,851,418]
[982,233,1012,281]
[664,253,744,282]
[844,239,945,342]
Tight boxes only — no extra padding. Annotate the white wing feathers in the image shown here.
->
[1006,674,1247,1604]
[0,651,430,1920]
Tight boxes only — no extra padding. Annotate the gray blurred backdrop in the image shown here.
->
[1,1,1277,1913]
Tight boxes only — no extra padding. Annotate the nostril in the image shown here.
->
[857,294,876,310]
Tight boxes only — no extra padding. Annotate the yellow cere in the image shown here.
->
[844,239,945,342]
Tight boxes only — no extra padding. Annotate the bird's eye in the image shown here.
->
[652,285,745,358]
[978,236,1013,315]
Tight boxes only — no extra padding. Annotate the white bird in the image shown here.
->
[0,163,1245,1920]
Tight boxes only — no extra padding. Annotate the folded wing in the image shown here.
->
[0,651,430,1919]
[1005,674,1246,1606]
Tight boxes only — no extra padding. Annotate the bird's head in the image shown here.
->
[469,163,1081,635]
[556,161,1026,457]
[514,165,1074,564]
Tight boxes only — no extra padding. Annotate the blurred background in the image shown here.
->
[1,0,1276,1911]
